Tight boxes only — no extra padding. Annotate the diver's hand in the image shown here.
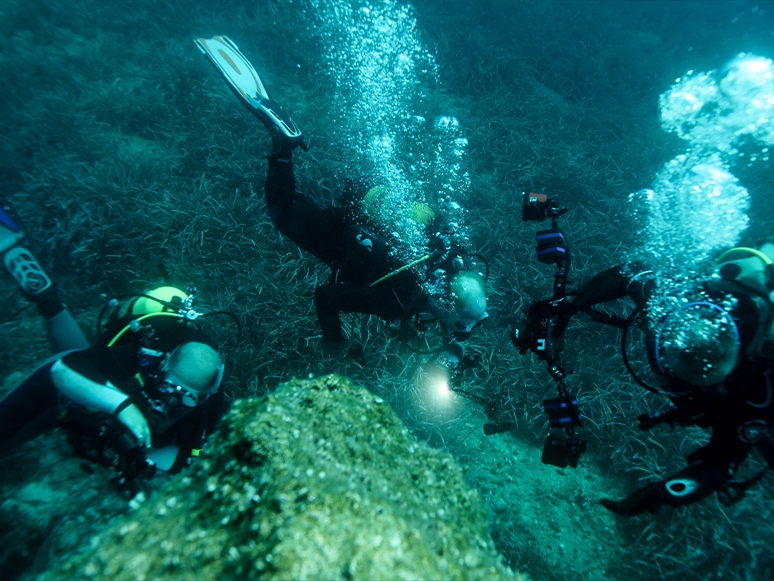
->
[118,404,152,449]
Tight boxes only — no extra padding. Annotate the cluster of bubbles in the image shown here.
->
[305,0,472,269]
[431,117,472,244]
[661,54,774,149]
[632,153,749,261]
[629,53,774,322]
[631,54,774,271]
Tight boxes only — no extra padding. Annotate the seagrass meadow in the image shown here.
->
[1,0,774,579]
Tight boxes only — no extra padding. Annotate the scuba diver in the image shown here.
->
[0,198,228,494]
[195,36,488,364]
[517,238,774,516]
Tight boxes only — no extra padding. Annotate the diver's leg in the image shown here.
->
[196,39,344,265]
[265,154,299,215]
[1,200,88,353]
[600,461,735,516]
[44,308,89,353]
[314,283,405,347]
[4,247,88,353]
[264,157,344,266]
[601,430,750,515]
[314,285,345,349]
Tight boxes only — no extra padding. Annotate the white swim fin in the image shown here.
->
[195,35,306,152]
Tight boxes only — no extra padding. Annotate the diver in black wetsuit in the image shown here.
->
[0,200,227,490]
[549,245,774,515]
[263,145,487,356]
[196,36,488,358]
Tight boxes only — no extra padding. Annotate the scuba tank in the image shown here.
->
[97,285,242,347]
[710,242,774,359]
[98,286,192,345]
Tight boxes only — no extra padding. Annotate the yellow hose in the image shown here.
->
[715,247,773,266]
[107,312,184,347]
[370,254,432,287]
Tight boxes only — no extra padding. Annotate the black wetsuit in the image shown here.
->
[0,323,224,475]
[265,156,432,343]
[570,265,774,514]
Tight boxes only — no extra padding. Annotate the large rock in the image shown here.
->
[49,374,524,580]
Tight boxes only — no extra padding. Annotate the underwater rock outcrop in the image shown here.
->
[49,374,523,580]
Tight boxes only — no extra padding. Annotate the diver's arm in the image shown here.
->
[548,263,654,337]
[571,262,655,310]
[50,360,151,448]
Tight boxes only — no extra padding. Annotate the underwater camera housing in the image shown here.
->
[510,299,565,363]
[540,387,586,468]
[512,192,586,468]
[522,192,564,222]
[542,389,586,469]
[542,432,587,469]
